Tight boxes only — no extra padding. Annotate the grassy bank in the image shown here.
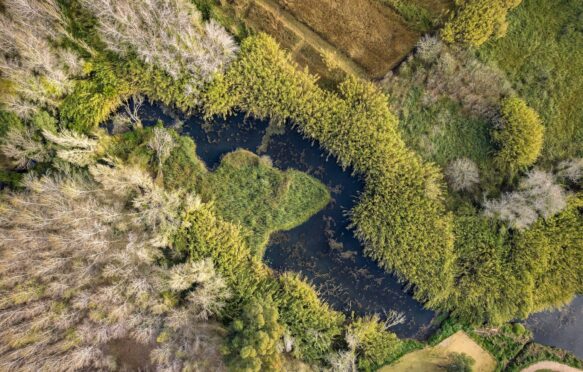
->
[478,0,583,162]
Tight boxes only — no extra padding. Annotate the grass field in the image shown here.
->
[380,331,496,372]
[478,0,583,163]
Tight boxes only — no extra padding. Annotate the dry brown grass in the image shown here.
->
[379,331,496,372]
[275,0,419,78]
[436,331,496,372]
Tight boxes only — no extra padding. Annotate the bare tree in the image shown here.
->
[123,94,144,128]
[148,127,177,181]
[556,158,583,185]
[445,158,480,192]
[0,126,49,169]
[484,170,567,229]
[383,309,406,329]
[82,0,238,103]
[0,165,228,370]
[0,0,83,117]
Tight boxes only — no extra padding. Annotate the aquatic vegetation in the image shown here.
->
[205,150,330,255]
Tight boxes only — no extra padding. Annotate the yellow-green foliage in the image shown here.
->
[514,193,583,311]
[174,204,344,361]
[448,216,530,324]
[349,316,403,371]
[60,60,135,132]
[203,33,455,306]
[447,195,583,325]
[205,150,330,255]
[274,273,345,361]
[226,295,284,372]
[60,56,205,133]
[442,0,523,47]
[493,97,544,172]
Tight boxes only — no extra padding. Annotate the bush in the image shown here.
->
[445,158,480,192]
[442,0,523,47]
[492,97,544,173]
[348,316,404,371]
[446,352,475,372]
[225,295,284,372]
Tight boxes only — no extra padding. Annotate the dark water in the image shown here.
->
[525,296,583,359]
[137,102,436,339]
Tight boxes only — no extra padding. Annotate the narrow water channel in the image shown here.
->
[137,102,436,339]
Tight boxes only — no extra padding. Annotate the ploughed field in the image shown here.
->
[138,102,437,339]
[221,0,451,85]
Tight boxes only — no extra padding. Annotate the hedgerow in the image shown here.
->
[203,33,456,306]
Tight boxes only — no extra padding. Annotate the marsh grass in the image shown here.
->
[478,0,583,163]
[204,149,330,256]
[108,127,330,256]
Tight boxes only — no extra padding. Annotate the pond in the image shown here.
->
[137,102,583,356]
[138,102,436,339]
[525,296,583,359]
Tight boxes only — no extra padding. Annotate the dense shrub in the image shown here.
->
[226,295,284,371]
[60,60,136,132]
[447,215,530,324]
[492,97,544,173]
[274,273,345,362]
[513,193,583,311]
[446,352,475,372]
[203,33,455,306]
[442,0,523,47]
[447,192,582,325]
[348,316,403,371]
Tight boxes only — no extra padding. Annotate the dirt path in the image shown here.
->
[521,361,583,372]
[253,0,368,79]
